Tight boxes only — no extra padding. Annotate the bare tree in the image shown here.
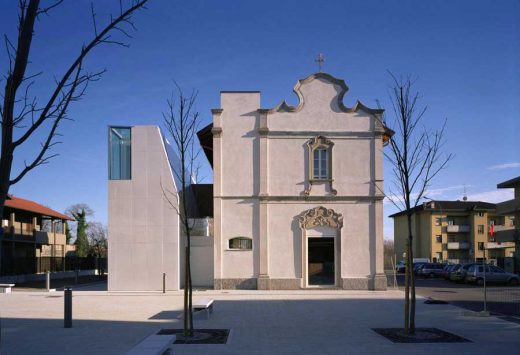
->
[65,203,95,257]
[162,84,201,338]
[86,221,108,258]
[0,0,148,274]
[383,73,453,334]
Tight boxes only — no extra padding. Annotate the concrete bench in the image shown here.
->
[193,298,214,319]
[0,284,15,293]
[126,333,176,355]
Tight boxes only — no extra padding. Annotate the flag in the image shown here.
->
[489,223,494,236]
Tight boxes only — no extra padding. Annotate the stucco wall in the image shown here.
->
[214,73,386,290]
[108,126,180,291]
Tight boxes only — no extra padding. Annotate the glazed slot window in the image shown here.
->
[228,237,252,250]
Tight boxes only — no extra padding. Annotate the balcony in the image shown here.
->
[486,241,516,249]
[496,198,520,215]
[493,228,519,243]
[446,224,470,233]
[34,231,66,245]
[447,241,470,250]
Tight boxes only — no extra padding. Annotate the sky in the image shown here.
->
[1,0,519,239]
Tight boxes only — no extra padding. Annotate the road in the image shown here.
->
[395,274,520,323]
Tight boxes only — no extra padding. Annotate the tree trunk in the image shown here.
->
[404,237,410,333]
[0,155,13,276]
[183,245,189,337]
[187,233,193,335]
[407,213,416,334]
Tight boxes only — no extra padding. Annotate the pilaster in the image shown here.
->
[212,108,223,283]
[257,109,270,288]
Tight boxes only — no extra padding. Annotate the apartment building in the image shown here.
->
[495,176,520,273]
[1,195,74,275]
[391,200,515,269]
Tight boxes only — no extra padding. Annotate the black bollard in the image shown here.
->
[64,287,72,328]
[163,273,166,293]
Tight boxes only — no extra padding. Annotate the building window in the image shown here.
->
[478,242,485,251]
[435,218,441,226]
[228,237,252,250]
[436,252,442,261]
[313,149,329,180]
[447,220,454,226]
[478,212,484,217]
[308,136,333,181]
[478,225,484,234]
[109,127,131,180]
[436,235,442,243]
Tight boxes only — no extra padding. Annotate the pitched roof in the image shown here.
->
[389,200,496,218]
[4,195,74,221]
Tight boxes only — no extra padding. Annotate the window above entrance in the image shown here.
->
[304,136,336,195]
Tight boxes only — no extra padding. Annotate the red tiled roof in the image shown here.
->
[5,195,74,221]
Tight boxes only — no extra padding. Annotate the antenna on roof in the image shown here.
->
[463,184,468,201]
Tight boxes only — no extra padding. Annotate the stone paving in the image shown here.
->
[1,283,519,354]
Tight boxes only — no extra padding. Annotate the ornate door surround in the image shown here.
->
[299,206,343,288]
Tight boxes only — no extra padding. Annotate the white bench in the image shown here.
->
[0,283,15,293]
[193,298,214,319]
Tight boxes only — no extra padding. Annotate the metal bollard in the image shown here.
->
[64,287,72,328]
[163,273,166,293]
[46,271,50,291]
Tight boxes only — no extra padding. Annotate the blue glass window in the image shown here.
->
[109,127,131,180]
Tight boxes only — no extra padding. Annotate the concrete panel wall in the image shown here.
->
[108,126,180,291]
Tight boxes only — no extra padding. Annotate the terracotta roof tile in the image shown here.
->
[5,195,74,221]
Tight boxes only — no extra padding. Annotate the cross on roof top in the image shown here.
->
[315,53,325,72]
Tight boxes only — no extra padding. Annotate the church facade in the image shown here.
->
[203,73,391,290]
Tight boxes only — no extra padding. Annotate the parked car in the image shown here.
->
[442,264,456,280]
[395,261,406,273]
[413,262,428,275]
[418,263,444,278]
[449,263,478,283]
[465,264,520,286]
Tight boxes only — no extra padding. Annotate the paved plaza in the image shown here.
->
[1,283,519,354]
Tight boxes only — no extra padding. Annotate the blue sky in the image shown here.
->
[1,0,519,238]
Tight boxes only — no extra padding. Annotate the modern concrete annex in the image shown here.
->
[108,72,392,291]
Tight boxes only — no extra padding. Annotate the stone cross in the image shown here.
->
[315,53,325,72]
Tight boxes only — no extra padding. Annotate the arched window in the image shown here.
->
[228,237,252,250]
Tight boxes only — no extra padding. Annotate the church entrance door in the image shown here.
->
[307,237,335,286]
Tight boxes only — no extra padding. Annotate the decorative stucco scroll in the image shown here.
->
[298,206,343,230]
[268,72,384,115]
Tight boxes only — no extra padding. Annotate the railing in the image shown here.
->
[447,225,470,233]
[188,217,212,237]
[494,228,519,242]
[447,241,470,250]
[0,256,107,276]
[496,197,520,215]
[486,242,516,249]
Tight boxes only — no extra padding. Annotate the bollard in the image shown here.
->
[163,273,166,293]
[46,271,50,291]
[64,287,72,328]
